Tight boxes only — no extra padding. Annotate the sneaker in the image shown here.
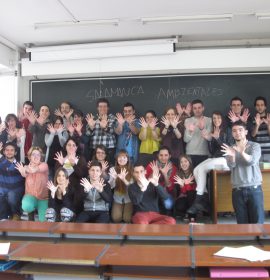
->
[187,194,210,215]
[11,214,21,221]
[28,212,35,221]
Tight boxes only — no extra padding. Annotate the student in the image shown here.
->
[4,114,26,163]
[128,163,176,224]
[54,101,74,128]
[115,103,140,164]
[221,121,264,224]
[160,107,185,166]
[16,147,49,222]
[76,160,113,223]
[138,110,161,166]
[90,144,110,180]
[45,116,68,179]
[45,167,75,222]
[85,98,117,164]
[173,155,196,222]
[0,142,25,221]
[18,101,34,161]
[108,150,133,223]
[54,136,88,214]
[251,96,270,162]
[28,104,51,153]
[145,146,177,210]
[184,99,212,167]
[187,111,229,215]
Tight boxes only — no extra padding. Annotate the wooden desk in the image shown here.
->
[195,245,270,267]
[120,224,189,239]
[99,244,190,267]
[8,242,107,265]
[211,169,270,223]
[0,242,24,260]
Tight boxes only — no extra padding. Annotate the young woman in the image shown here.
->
[54,136,88,214]
[45,167,75,222]
[45,116,68,179]
[108,150,133,223]
[173,155,196,222]
[160,107,185,166]
[187,111,229,215]
[77,160,113,223]
[15,147,49,222]
[138,110,161,166]
[4,114,26,162]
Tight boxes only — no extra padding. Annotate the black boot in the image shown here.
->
[187,194,209,215]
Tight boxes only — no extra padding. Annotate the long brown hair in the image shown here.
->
[178,154,193,179]
[115,150,132,194]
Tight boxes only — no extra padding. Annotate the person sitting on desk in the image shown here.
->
[221,120,264,224]
[128,163,176,225]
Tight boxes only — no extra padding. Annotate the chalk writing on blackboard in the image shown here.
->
[85,86,144,102]
[157,87,223,100]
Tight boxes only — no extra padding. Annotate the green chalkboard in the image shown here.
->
[31,74,270,117]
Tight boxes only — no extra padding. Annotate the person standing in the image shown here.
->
[221,120,264,224]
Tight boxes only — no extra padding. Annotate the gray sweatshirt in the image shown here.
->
[226,141,262,188]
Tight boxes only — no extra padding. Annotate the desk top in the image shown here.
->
[0,242,24,260]
[52,222,123,236]
[120,224,189,237]
[9,242,106,265]
[195,245,270,267]
[99,244,190,267]
[0,221,55,233]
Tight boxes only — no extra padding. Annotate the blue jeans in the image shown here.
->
[232,185,264,224]
[0,187,24,219]
[163,195,174,210]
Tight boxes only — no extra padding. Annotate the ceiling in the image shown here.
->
[1,0,270,51]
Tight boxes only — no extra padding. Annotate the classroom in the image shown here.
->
[1,1,270,279]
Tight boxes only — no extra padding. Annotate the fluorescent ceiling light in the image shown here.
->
[141,14,233,24]
[26,38,177,61]
[34,19,119,29]
[256,12,270,20]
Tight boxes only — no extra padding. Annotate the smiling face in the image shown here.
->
[180,157,190,172]
[230,100,243,115]
[95,148,106,161]
[232,125,248,142]
[212,113,222,128]
[7,117,16,129]
[97,102,109,116]
[158,149,171,164]
[53,119,62,129]
[117,153,128,166]
[60,102,71,115]
[30,149,42,165]
[65,139,78,155]
[255,99,267,115]
[165,108,176,122]
[192,103,204,118]
[145,112,155,124]
[123,106,135,119]
[39,106,50,119]
[89,165,102,181]
[73,114,82,124]
[3,145,16,161]
[23,104,33,116]
[56,170,69,186]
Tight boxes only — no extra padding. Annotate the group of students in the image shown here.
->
[0,94,269,224]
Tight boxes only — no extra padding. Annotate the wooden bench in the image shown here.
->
[211,169,270,223]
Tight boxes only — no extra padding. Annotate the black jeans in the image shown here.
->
[76,210,110,223]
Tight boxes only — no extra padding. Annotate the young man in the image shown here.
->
[18,101,34,162]
[221,121,264,224]
[77,160,113,223]
[85,98,117,164]
[0,142,25,220]
[128,163,176,224]
[251,96,270,163]
[184,99,212,167]
[115,102,140,164]
[145,146,177,210]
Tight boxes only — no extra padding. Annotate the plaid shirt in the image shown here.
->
[86,113,117,149]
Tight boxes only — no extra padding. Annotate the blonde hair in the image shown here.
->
[27,146,44,161]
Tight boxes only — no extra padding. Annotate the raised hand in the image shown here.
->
[221,143,235,157]
[233,140,248,154]
[159,162,172,176]
[56,124,65,134]
[174,175,184,187]
[118,168,128,182]
[54,108,63,118]
[201,129,211,140]
[149,160,159,174]
[47,181,58,198]
[139,117,148,128]
[126,115,136,125]
[93,178,106,192]
[161,116,170,128]
[26,111,38,125]
[171,115,181,129]
[15,162,26,177]
[54,151,65,165]
[184,175,195,185]
[101,161,109,173]
[100,115,108,129]
[68,154,79,166]
[6,128,16,140]
[198,116,205,130]
[74,122,83,135]
[116,113,125,126]
[67,122,75,135]
[254,113,263,127]
[109,167,118,180]
[137,173,149,190]
[228,110,240,123]
[185,122,196,133]
[64,108,74,120]
[265,113,270,126]
[47,123,56,134]
[184,103,192,116]
[0,123,6,134]
[176,103,184,116]
[149,117,158,130]
[80,177,92,193]
[85,113,96,129]
[36,115,46,126]
[149,168,160,186]
[239,108,250,123]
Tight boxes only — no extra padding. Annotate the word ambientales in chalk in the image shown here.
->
[157,87,223,100]
[85,86,144,102]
